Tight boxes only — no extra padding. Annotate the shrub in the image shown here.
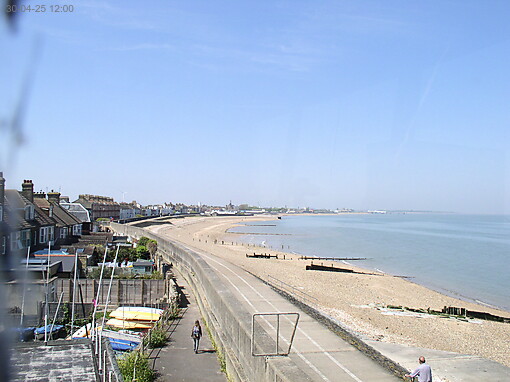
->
[167,304,180,320]
[136,245,149,259]
[146,328,167,348]
[118,351,155,382]
[87,267,113,279]
[119,247,138,262]
[146,271,163,280]
[138,237,150,247]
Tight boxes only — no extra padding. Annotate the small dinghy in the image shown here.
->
[34,325,64,340]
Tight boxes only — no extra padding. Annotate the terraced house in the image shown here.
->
[0,176,83,262]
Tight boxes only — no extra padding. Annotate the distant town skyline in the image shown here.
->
[2,1,509,214]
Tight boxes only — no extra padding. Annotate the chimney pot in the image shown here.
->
[21,179,34,202]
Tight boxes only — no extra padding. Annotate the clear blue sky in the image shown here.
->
[1,1,509,213]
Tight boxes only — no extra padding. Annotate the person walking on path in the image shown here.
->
[191,320,202,354]
[405,356,432,382]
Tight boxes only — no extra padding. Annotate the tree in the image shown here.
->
[119,247,137,262]
[138,236,150,247]
[136,245,149,259]
[147,239,157,258]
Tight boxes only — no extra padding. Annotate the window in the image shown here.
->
[21,229,31,248]
[24,205,34,220]
[72,224,82,236]
[0,205,3,222]
[49,226,54,242]
[60,227,68,239]
[11,231,22,250]
[40,226,49,243]
[1,236,6,254]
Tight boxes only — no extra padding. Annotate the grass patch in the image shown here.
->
[205,321,227,376]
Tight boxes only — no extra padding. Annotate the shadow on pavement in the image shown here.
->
[199,349,217,354]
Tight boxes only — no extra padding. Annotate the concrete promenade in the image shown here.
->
[161,231,510,382]
[151,269,226,381]
[164,233,400,382]
[366,340,510,382]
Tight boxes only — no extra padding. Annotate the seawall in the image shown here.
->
[110,222,311,382]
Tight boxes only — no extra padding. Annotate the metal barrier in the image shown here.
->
[95,337,124,382]
[266,275,318,306]
[251,312,299,357]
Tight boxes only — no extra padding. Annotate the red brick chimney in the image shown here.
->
[21,180,34,202]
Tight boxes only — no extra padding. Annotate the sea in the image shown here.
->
[229,214,510,312]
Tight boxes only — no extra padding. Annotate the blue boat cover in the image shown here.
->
[34,325,64,335]
[108,337,140,352]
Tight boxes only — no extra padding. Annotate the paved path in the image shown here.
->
[172,238,400,382]
[151,270,226,382]
[367,340,510,382]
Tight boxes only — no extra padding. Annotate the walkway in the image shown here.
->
[150,270,226,382]
[177,240,400,382]
[176,238,510,382]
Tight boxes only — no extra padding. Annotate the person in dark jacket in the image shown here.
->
[191,320,202,354]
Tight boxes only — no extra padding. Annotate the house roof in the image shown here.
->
[3,190,32,230]
[119,203,136,210]
[132,260,154,266]
[4,190,55,231]
[34,252,81,273]
[50,201,82,226]
[73,196,93,209]
[33,197,82,228]
[11,341,97,381]
[60,202,91,223]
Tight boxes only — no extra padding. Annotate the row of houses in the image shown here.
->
[0,174,85,263]
[73,194,175,221]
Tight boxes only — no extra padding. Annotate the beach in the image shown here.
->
[146,215,510,367]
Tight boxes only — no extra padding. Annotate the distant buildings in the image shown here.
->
[74,194,121,221]
[119,203,137,220]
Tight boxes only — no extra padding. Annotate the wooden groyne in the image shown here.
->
[246,253,278,259]
[442,306,510,324]
[386,305,510,324]
[305,263,378,275]
[299,256,369,261]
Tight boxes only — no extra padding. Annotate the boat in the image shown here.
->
[108,337,140,351]
[12,327,35,342]
[105,318,154,330]
[34,325,64,340]
[110,310,160,322]
[69,323,102,339]
[114,306,164,315]
[101,329,141,351]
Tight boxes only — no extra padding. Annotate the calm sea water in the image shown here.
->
[230,214,510,312]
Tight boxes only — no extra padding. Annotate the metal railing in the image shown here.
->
[266,275,318,306]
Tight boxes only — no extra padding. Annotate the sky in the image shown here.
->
[1,0,509,213]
